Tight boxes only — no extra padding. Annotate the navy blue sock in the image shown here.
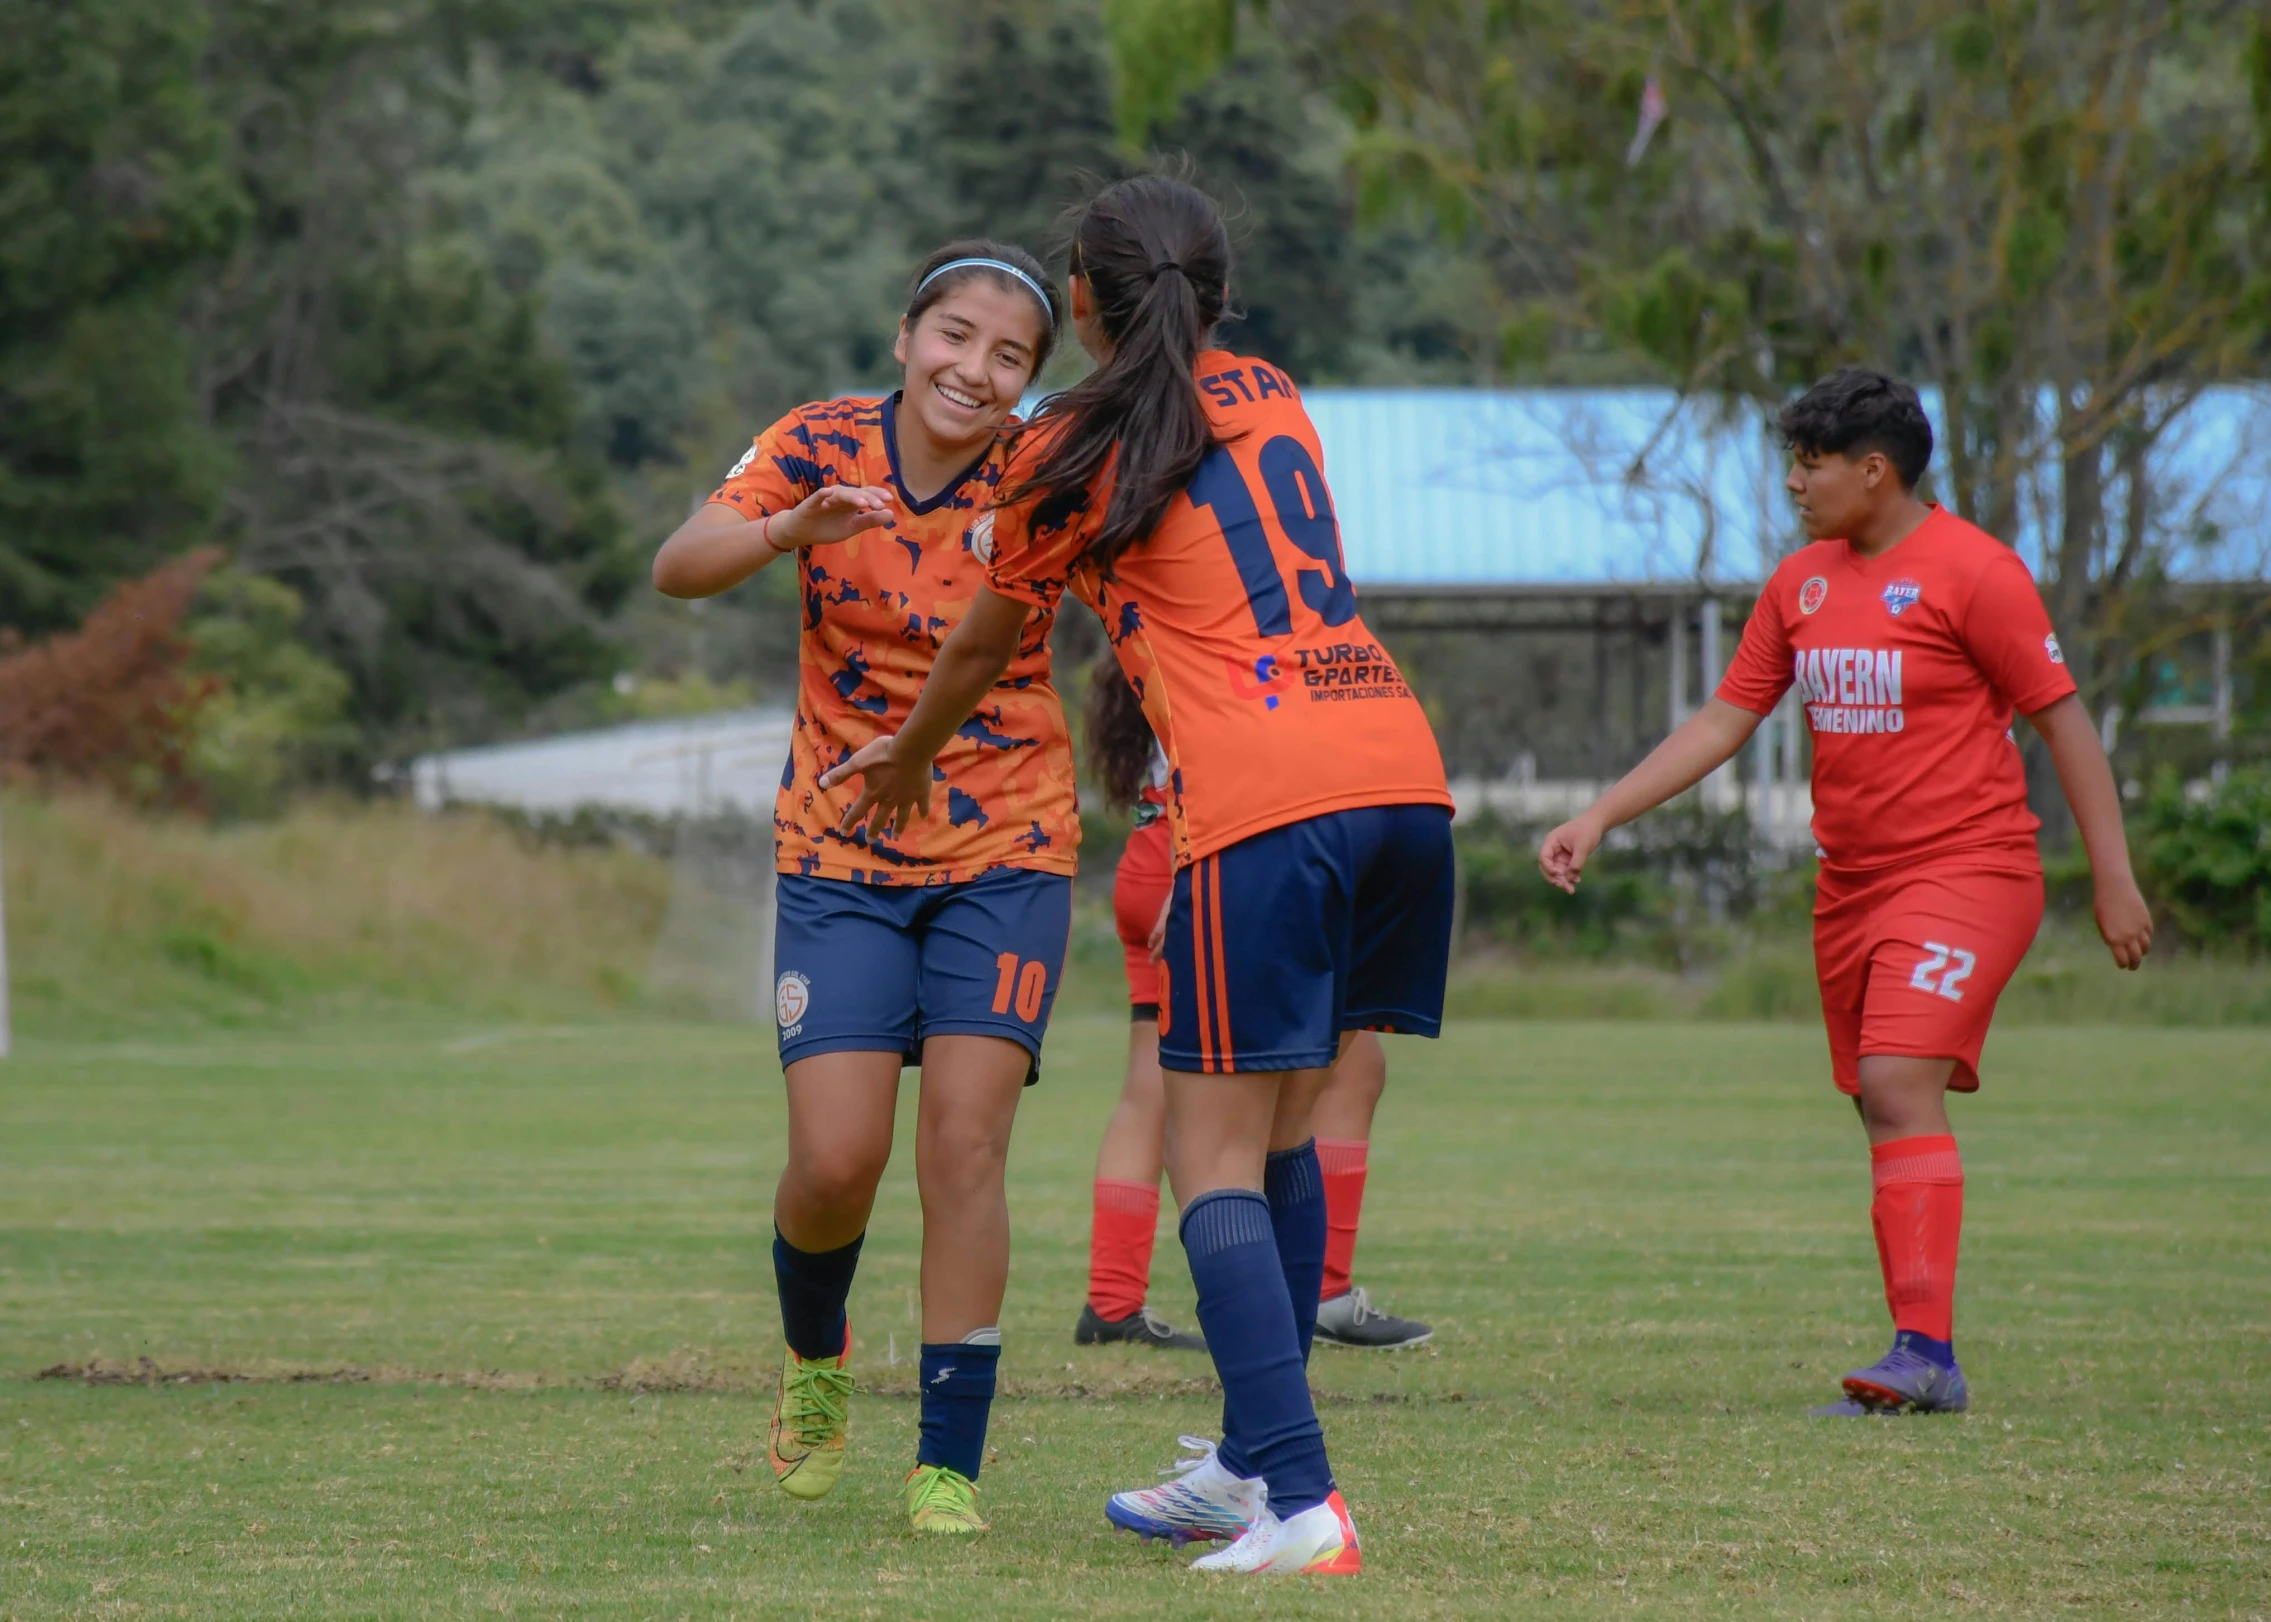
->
[1267,1140,1328,1362]
[772,1227,861,1362]
[1217,1143,1328,1481]
[917,1336,1001,1480]
[1181,1189,1333,1518]
[1895,1329,1957,1370]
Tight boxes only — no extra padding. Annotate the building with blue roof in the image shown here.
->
[1298,385,2267,830]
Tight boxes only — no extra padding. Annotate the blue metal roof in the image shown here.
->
[1301,385,2271,589]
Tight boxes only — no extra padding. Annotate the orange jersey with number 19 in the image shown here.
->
[985,350,1450,867]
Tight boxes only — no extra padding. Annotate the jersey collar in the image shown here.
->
[880,392,996,516]
[1840,503,1946,573]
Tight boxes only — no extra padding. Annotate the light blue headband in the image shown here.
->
[915,257,1056,327]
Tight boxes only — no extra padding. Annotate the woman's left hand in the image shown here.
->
[821,733,934,840]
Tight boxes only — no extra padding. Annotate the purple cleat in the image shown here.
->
[1821,1341,1969,1415]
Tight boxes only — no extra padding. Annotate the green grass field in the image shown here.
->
[3,1015,2267,1619]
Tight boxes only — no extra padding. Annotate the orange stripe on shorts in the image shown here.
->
[1190,860,1216,1073]
[1207,855,1234,1073]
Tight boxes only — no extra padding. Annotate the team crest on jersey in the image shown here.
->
[725,444,758,480]
[1798,576,1830,615]
[775,971,811,1035]
[1881,578,1922,617]
[967,512,995,565]
[2044,632,2065,665]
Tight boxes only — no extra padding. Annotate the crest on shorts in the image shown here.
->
[775,971,811,1032]
[2044,632,2066,665]
[967,512,995,565]
[1798,576,1830,615]
[1881,578,1922,617]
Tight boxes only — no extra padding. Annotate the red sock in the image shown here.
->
[1317,1138,1369,1301]
[1869,1134,1964,1342]
[1087,1179,1158,1321]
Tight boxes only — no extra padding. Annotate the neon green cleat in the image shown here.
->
[767,1336,853,1501]
[904,1463,988,1534]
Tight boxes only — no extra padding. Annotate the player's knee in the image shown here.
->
[785,1143,889,1214]
[917,1117,1012,1198]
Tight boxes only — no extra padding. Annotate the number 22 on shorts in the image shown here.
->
[991,953,1049,1021]
[1909,941,1977,1002]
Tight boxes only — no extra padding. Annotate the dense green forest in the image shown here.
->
[7,0,2268,815]
[0,0,1495,796]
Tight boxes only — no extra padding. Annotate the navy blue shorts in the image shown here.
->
[773,868,1073,1077]
[1158,803,1455,1074]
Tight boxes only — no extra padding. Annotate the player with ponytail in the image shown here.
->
[1076,662,1432,1355]
[826,176,1455,1575]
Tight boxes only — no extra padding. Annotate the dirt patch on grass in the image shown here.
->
[35,1355,1471,1405]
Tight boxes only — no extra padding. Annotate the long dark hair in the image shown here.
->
[1009,176,1231,573]
[904,238,1062,379]
[1084,658,1156,812]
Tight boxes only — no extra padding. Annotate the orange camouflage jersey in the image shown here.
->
[984,350,1450,868]
[710,394,1078,885]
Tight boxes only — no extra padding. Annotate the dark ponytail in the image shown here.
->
[1009,175,1231,575]
[1084,657,1157,812]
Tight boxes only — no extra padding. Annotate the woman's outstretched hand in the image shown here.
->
[1537,815,1605,896]
[775,484,896,549]
[820,733,932,841]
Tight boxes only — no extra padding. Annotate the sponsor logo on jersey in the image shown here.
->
[968,511,995,565]
[1792,646,1906,734]
[1291,640,1412,703]
[1226,653,1293,710]
[1882,578,1922,617]
[775,970,811,1036]
[2044,632,2065,665]
[726,444,758,480]
[1798,576,1830,615]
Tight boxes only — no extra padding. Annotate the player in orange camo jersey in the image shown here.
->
[1075,664,1431,1354]
[1540,368,2153,1419]
[824,176,1453,1575]
[651,240,1076,1535]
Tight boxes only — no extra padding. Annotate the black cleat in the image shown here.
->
[1075,1303,1206,1351]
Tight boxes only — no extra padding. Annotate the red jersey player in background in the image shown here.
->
[1541,368,2152,1417]
[826,175,1454,1574]
[1076,666,1431,1353]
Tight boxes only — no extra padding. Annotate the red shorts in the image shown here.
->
[1113,818,1174,1013]
[1814,861,2044,1094]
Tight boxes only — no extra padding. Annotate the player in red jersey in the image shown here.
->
[1541,368,2153,1416]
[824,176,1453,1573]
[653,240,1075,1535]
[1075,668,1432,1353]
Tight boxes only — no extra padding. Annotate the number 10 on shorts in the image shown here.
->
[1909,942,1977,1001]
[992,953,1049,1021]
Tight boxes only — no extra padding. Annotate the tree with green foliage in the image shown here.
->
[0,0,244,632]
[1114,0,2271,788]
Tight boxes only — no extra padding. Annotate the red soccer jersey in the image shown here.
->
[1716,506,2077,874]
[985,350,1451,866]
[710,395,1078,884]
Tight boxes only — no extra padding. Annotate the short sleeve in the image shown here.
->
[709,408,820,519]
[1716,572,1797,713]
[983,434,1092,611]
[1961,548,2078,714]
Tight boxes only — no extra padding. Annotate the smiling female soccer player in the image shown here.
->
[1540,367,2152,1417]
[825,176,1455,1576]
[651,241,1073,1536]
